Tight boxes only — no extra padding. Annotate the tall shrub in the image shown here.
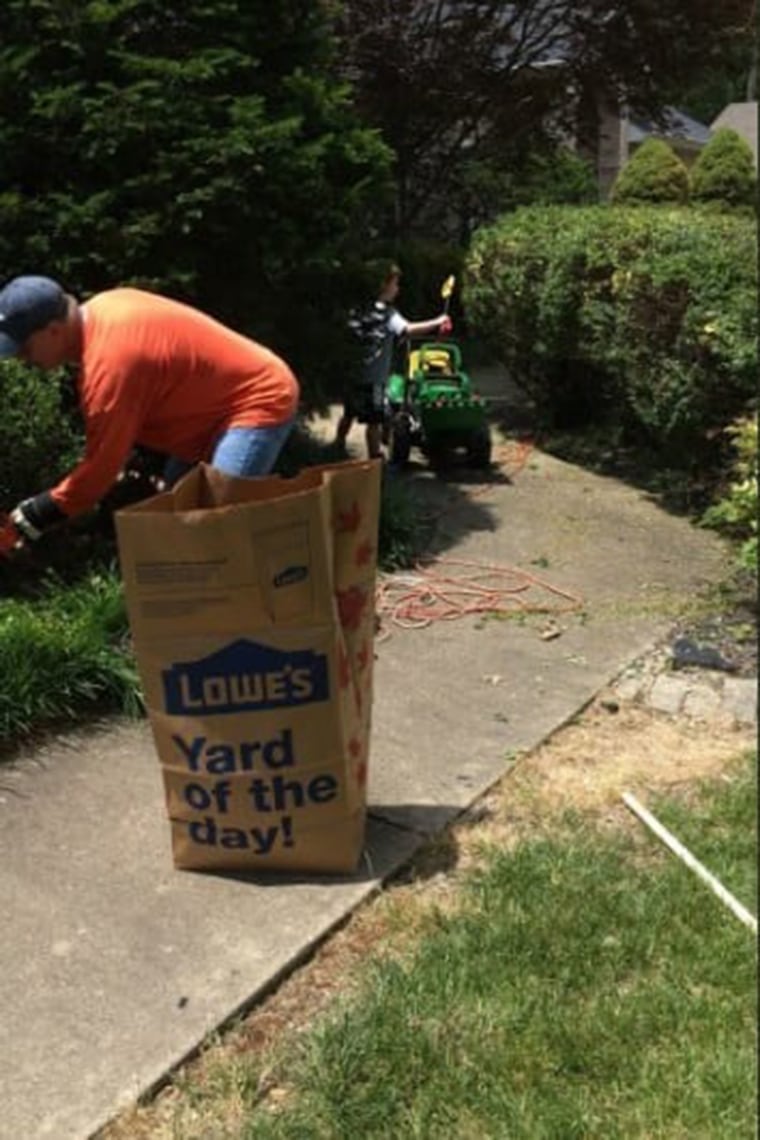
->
[0,0,393,405]
[611,138,690,204]
[0,360,82,505]
[690,127,757,209]
[464,205,757,458]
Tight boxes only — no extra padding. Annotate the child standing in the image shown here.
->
[335,262,449,460]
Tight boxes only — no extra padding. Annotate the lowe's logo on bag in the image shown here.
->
[162,639,329,716]
[273,564,308,588]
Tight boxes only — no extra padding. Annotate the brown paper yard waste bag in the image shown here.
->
[115,459,381,874]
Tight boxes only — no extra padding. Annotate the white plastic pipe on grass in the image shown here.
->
[622,791,757,935]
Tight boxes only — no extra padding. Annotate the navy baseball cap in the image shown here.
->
[0,276,68,357]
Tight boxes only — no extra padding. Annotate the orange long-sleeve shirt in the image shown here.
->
[51,288,299,517]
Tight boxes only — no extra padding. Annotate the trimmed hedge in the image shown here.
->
[611,138,690,205]
[690,128,757,209]
[464,204,757,459]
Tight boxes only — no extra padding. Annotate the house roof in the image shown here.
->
[628,106,712,147]
[710,101,758,165]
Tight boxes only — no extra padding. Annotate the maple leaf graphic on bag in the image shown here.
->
[335,500,361,533]
[336,584,368,631]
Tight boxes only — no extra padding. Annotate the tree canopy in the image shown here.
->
[0,0,392,397]
[336,0,754,236]
[0,0,754,397]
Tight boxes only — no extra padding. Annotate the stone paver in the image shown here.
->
[721,676,758,725]
[681,682,723,720]
[648,673,687,716]
[613,651,757,726]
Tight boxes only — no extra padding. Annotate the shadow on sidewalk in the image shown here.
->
[384,460,506,560]
[185,803,464,888]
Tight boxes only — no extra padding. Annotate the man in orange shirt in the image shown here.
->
[0,275,299,548]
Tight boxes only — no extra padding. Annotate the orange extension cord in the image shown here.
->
[375,436,585,637]
[376,557,583,634]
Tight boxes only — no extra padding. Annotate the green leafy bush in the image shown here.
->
[385,240,467,330]
[458,147,597,222]
[702,414,758,570]
[520,148,599,206]
[611,138,690,205]
[464,205,757,458]
[0,0,394,410]
[690,128,757,209]
[0,359,82,505]
[463,206,593,423]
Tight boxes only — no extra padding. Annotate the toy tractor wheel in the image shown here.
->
[390,415,412,468]
[466,423,492,469]
[428,444,450,471]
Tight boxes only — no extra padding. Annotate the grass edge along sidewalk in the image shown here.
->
[105,749,757,1140]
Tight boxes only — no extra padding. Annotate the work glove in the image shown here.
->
[102,455,166,513]
[121,446,167,489]
[10,500,45,543]
[10,494,65,543]
[0,513,22,557]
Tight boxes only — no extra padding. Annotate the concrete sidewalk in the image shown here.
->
[0,431,729,1140]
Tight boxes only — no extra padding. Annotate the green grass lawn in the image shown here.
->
[183,754,757,1140]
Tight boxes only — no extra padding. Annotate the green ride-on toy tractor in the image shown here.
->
[386,277,491,471]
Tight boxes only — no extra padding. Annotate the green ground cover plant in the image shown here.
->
[0,571,138,749]
[702,413,758,571]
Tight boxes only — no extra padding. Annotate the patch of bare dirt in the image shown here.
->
[508,695,749,811]
[450,694,754,866]
[98,696,755,1140]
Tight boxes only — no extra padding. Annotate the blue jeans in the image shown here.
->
[163,420,295,487]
